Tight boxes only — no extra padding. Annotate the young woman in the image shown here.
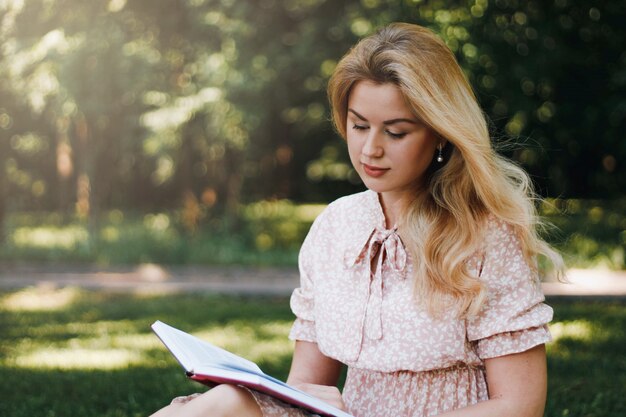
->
[150,22,562,417]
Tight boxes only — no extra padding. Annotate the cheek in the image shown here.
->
[346,137,361,161]
[401,141,437,170]
[411,133,438,161]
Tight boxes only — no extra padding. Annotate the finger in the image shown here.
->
[293,384,345,410]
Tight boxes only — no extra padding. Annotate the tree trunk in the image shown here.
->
[73,113,99,252]
[224,146,243,227]
[56,116,74,214]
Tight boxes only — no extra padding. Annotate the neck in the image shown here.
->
[378,192,406,229]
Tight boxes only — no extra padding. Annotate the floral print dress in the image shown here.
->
[255,190,550,417]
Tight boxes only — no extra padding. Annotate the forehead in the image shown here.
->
[347,81,414,119]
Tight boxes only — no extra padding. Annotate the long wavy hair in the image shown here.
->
[327,23,563,317]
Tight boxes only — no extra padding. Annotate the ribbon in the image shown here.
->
[346,227,407,340]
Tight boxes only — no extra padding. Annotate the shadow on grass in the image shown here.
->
[0,289,624,417]
[546,300,626,417]
[0,288,295,417]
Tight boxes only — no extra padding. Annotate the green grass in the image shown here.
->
[0,288,295,417]
[1,198,624,269]
[0,288,624,417]
[544,300,626,417]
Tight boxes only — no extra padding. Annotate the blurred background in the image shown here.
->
[0,0,624,269]
[1,2,625,417]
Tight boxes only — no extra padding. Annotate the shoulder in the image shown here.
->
[483,215,520,247]
[325,189,373,213]
[476,215,538,286]
[312,190,375,228]
[301,190,376,254]
[480,215,532,261]
[466,216,520,265]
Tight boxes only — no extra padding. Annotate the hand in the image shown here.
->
[291,383,346,411]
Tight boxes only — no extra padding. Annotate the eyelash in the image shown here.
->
[351,124,407,139]
[387,131,407,139]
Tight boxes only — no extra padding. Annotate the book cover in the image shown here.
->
[151,320,354,417]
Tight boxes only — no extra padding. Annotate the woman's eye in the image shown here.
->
[386,130,407,139]
[352,124,369,131]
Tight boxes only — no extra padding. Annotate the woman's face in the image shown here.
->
[346,80,440,208]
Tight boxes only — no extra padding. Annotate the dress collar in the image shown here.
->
[343,190,404,269]
[341,191,408,341]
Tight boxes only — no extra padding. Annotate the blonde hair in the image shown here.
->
[328,23,563,317]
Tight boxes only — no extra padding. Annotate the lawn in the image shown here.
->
[0,287,624,417]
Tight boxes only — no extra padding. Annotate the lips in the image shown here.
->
[362,163,389,178]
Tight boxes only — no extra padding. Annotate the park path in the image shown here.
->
[0,263,625,298]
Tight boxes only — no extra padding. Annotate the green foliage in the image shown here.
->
[0,201,326,266]
[1,198,624,269]
[0,289,623,416]
[540,198,626,269]
[0,0,624,228]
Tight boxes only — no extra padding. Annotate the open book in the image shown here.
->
[151,321,354,417]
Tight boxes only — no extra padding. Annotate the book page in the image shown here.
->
[152,321,262,374]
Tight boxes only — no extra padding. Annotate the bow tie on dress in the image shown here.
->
[344,227,408,340]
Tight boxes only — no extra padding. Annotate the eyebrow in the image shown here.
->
[348,108,419,125]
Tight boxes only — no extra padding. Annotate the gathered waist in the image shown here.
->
[342,365,489,417]
[348,362,484,379]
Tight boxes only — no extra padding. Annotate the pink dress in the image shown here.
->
[252,190,552,417]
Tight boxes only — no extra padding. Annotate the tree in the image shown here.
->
[0,0,623,231]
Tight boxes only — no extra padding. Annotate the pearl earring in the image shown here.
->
[436,144,444,163]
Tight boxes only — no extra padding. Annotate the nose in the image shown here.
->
[362,130,384,158]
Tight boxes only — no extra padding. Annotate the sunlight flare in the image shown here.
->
[14,347,144,370]
[194,321,293,364]
[1,286,80,312]
[549,320,594,342]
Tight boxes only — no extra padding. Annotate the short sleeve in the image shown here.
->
[466,219,553,359]
[288,211,326,343]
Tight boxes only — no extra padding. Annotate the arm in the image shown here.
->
[437,344,547,417]
[286,340,346,410]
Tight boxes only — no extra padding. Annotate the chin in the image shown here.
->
[360,181,388,194]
